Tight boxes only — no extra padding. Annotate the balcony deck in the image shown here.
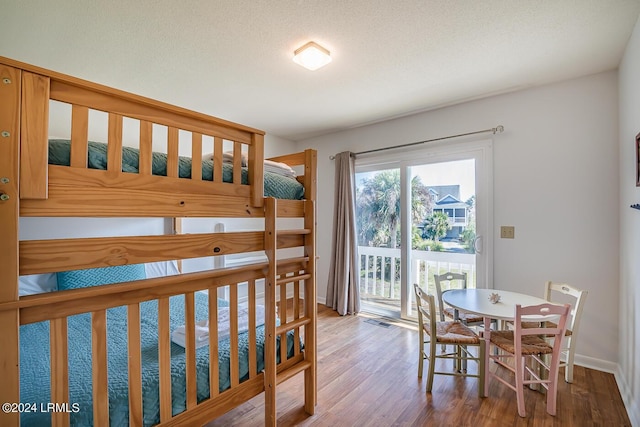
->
[359,245,476,316]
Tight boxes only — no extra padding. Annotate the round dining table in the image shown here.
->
[441,288,552,322]
[442,288,555,396]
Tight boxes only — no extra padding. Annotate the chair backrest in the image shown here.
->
[514,303,571,346]
[413,283,437,336]
[512,303,571,416]
[434,272,467,321]
[544,281,588,335]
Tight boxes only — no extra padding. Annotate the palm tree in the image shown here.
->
[421,211,451,242]
[356,170,432,249]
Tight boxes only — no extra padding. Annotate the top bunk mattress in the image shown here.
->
[47,139,305,200]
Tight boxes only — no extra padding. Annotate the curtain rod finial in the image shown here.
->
[329,152,355,160]
[493,125,504,134]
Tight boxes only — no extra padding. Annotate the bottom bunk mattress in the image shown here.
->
[19,293,294,426]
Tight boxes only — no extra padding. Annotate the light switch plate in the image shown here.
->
[500,226,515,239]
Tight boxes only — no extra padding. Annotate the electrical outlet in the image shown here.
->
[500,226,515,239]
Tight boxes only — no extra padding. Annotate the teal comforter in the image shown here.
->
[47,139,305,200]
[20,294,294,426]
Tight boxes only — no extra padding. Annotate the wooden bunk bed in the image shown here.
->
[0,56,317,427]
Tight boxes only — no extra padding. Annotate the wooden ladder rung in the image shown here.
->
[276,360,312,385]
[276,316,312,335]
[276,256,309,267]
[276,273,311,286]
[277,228,311,236]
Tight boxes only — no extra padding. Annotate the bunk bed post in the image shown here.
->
[249,133,265,208]
[304,199,317,414]
[303,149,317,202]
[263,197,277,426]
[19,71,50,200]
[0,63,22,427]
[304,149,317,411]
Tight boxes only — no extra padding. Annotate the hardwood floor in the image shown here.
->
[207,304,631,426]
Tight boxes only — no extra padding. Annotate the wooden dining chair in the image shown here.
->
[487,303,571,417]
[434,272,484,326]
[517,282,588,383]
[542,282,587,383]
[413,283,485,397]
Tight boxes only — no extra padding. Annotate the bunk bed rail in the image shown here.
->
[1,55,265,213]
[0,259,312,426]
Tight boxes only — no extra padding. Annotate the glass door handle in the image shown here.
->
[474,236,482,254]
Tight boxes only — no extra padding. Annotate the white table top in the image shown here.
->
[441,288,552,321]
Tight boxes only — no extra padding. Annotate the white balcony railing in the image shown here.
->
[449,217,468,226]
[358,246,476,301]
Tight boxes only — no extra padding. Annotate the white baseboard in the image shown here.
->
[317,296,326,305]
[615,366,640,427]
[573,353,618,374]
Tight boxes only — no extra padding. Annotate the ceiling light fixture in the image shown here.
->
[293,41,332,71]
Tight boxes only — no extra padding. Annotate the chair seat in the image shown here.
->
[425,320,481,345]
[521,321,573,336]
[443,307,484,323]
[489,330,554,355]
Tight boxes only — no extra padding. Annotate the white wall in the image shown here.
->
[299,71,620,370]
[617,15,640,427]
[20,217,169,240]
[264,134,296,158]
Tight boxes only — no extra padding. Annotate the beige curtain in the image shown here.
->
[326,151,360,315]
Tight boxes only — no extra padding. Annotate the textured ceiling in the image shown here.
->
[2,0,639,141]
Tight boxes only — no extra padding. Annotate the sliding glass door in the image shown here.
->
[355,141,492,320]
[355,166,403,314]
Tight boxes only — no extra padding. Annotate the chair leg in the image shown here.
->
[547,349,563,415]
[483,317,491,398]
[546,373,559,416]
[461,344,469,373]
[546,374,559,414]
[515,355,527,417]
[418,329,424,378]
[426,340,437,392]
[565,360,574,383]
[565,338,575,383]
[478,341,486,398]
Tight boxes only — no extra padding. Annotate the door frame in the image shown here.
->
[355,138,494,319]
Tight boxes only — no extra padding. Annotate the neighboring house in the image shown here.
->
[428,185,469,239]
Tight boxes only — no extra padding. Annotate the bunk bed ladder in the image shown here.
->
[263,197,316,426]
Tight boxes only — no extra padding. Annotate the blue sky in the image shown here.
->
[412,159,475,202]
[356,159,475,202]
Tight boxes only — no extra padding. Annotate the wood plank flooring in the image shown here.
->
[206,304,631,426]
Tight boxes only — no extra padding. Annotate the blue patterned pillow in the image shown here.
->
[56,264,146,291]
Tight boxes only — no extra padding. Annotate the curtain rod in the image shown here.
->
[329,125,504,160]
